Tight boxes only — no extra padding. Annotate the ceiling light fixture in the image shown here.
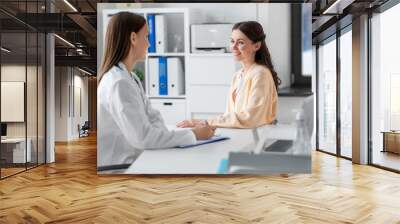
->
[1,47,11,53]
[78,67,93,76]
[322,0,354,15]
[63,0,78,12]
[54,34,75,48]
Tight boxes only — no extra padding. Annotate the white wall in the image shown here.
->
[55,67,89,141]
[1,64,47,163]
[55,66,68,141]
[1,65,37,137]
[1,65,26,140]
[73,73,89,137]
[257,4,291,88]
[46,32,55,163]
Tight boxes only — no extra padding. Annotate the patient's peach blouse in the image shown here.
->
[207,64,278,128]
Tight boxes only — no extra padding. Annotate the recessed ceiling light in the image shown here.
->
[63,0,78,12]
[1,47,11,53]
[78,67,92,76]
[54,34,75,48]
[322,0,354,15]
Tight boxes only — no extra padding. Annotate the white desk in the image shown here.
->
[125,125,299,174]
[1,138,32,163]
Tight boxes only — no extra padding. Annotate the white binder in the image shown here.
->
[148,58,159,96]
[167,57,184,96]
[155,15,167,53]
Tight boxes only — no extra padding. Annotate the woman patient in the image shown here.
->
[178,21,280,129]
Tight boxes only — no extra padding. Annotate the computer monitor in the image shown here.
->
[1,123,7,137]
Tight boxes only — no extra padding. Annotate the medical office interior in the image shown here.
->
[0,0,400,222]
[97,3,314,174]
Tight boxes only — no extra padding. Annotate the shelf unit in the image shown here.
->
[103,8,189,94]
[102,8,190,124]
[130,8,189,98]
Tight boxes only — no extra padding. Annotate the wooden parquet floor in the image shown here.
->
[1,134,400,224]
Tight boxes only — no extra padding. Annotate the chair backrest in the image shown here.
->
[82,121,90,129]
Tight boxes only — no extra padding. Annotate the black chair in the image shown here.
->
[79,121,90,138]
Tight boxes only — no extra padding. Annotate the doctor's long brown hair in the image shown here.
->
[99,12,146,83]
[233,21,281,90]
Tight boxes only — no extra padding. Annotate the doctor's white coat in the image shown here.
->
[97,62,196,167]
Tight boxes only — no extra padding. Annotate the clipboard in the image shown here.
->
[177,135,230,148]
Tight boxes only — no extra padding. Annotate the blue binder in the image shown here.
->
[158,57,168,95]
[147,14,156,53]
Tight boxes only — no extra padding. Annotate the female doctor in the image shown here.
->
[97,12,214,167]
[178,21,280,129]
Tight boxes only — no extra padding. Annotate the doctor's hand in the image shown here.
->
[192,124,215,140]
[177,119,205,128]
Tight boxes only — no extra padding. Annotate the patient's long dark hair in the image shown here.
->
[233,21,281,90]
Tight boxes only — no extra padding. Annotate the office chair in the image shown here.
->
[79,121,90,138]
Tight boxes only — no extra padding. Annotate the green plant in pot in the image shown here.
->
[132,68,146,88]
[132,68,144,81]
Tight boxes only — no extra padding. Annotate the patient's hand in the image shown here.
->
[177,119,205,128]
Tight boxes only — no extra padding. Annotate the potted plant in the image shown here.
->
[132,68,145,88]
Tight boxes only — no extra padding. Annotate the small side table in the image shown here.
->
[381,131,400,154]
